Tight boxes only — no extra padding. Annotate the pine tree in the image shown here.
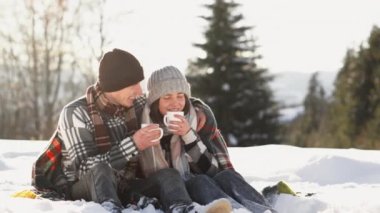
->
[359,26,380,148]
[286,72,327,147]
[302,72,327,134]
[187,0,279,146]
[327,26,380,148]
[327,48,363,147]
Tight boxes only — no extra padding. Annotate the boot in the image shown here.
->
[204,198,232,213]
[101,199,122,213]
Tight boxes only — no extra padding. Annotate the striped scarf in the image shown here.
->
[86,83,139,153]
[139,104,198,180]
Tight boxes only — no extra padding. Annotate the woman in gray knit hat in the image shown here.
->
[138,66,275,213]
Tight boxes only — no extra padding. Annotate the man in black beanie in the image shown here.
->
[39,49,199,213]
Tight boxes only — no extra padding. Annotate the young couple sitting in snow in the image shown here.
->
[40,49,278,213]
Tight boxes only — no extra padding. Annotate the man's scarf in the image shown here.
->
[139,104,198,180]
[86,83,139,154]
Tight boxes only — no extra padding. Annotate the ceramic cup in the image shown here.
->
[141,123,164,142]
[163,111,184,127]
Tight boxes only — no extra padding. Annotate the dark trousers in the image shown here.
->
[70,163,121,205]
[118,168,192,211]
[185,169,274,213]
[70,163,192,212]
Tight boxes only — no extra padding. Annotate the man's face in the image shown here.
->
[158,92,186,115]
[104,83,142,108]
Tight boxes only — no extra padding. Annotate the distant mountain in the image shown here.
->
[269,71,337,121]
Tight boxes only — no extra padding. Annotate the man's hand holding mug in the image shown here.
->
[133,124,163,150]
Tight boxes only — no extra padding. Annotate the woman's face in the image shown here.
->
[158,92,186,115]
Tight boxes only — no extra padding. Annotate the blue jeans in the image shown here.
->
[185,169,274,213]
[70,163,192,212]
[119,168,192,211]
[70,163,122,206]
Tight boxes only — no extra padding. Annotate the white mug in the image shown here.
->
[163,111,184,126]
[141,123,164,142]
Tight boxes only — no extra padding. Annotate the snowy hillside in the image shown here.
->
[269,71,337,121]
[1,139,379,213]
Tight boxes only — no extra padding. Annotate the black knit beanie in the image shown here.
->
[98,48,144,92]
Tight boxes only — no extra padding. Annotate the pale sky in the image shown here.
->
[104,0,380,78]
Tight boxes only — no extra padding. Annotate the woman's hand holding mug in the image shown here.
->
[164,111,190,136]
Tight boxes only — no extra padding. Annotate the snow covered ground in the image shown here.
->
[0,139,379,213]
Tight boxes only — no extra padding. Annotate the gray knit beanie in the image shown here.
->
[147,66,191,106]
